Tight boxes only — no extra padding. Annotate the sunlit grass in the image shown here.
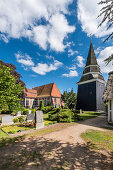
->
[82,130,113,151]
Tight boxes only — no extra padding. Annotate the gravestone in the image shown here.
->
[17,111,21,116]
[28,110,32,114]
[36,111,44,129]
[27,113,35,122]
[2,115,13,125]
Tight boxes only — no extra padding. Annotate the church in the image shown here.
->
[76,42,106,111]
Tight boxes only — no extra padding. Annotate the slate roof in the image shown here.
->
[86,42,98,66]
[77,42,105,84]
[103,71,113,100]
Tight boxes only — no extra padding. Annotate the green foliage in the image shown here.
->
[18,116,26,122]
[13,117,19,123]
[48,108,73,123]
[31,109,36,114]
[44,106,53,113]
[23,108,29,115]
[62,89,77,110]
[0,62,24,112]
[64,104,68,109]
[39,100,44,110]
[11,112,17,116]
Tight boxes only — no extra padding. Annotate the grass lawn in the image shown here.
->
[78,112,103,121]
[81,130,113,151]
[0,129,8,138]
[2,125,34,134]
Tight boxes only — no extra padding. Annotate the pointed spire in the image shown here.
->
[86,42,97,66]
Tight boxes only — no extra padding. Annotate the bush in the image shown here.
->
[18,116,26,123]
[64,104,68,109]
[48,109,73,123]
[44,106,53,113]
[11,112,17,116]
[23,109,29,115]
[13,118,19,123]
[31,109,36,114]
[39,100,44,110]
[57,110,72,123]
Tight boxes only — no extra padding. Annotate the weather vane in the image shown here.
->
[89,34,92,42]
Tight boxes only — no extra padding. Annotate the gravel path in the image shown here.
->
[43,114,108,144]
[0,114,113,170]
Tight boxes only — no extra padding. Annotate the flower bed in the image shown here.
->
[18,121,35,127]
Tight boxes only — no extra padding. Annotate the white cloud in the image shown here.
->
[62,64,78,77]
[48,13,75,51]
[77,56,85,68]
[0,0,75,52]
[95,47,102,55]
[16,52,63,75]
[62,70,78,77]
[15,52,34,66]
[97,46,113,73]
[77,0,113,38]
[68,49,78,57]
[32,60,63,75]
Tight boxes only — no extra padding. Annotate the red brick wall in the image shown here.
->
[51,83,61,97]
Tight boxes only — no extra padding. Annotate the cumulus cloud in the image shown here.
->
[16,52,63,75]
[77,0,113,37]
[32,60,63,75]
[62,70,78,77]
[68,49,78,57]
[77,56,85,68]
[0,0,75,51]
[62,65,78,77]
[97,46,113,73]
[15,52,34,66]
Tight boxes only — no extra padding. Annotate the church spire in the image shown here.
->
[77,42,105,84]
[86,42,97,66]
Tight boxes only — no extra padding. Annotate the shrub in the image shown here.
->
[18,116,26,123]
[11,112,17,116]
[64,104,68,109]
[39,100,44,110]
[48,109,73,123]
[57,110,72,123]
[23,109,29,115]
[31,109,36,114]
[13,117,19,123]
[45,106,53,113]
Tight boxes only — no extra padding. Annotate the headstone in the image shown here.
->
[27,113,35,122]
[17,111,21,116]
[36,111,44,129]
[80,109,83,114]
[2,115,13,125]
[28,110,32,114]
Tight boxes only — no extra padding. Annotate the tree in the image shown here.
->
[39,100,44,110]
[98,0,113,64]
[62,89,77,110]
[0,62,24,113]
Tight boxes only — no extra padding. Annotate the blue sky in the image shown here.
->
[0,0,113,93]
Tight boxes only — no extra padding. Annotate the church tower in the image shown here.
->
[76,42,105,111]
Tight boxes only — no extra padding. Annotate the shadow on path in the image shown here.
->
[0,136,113,170]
